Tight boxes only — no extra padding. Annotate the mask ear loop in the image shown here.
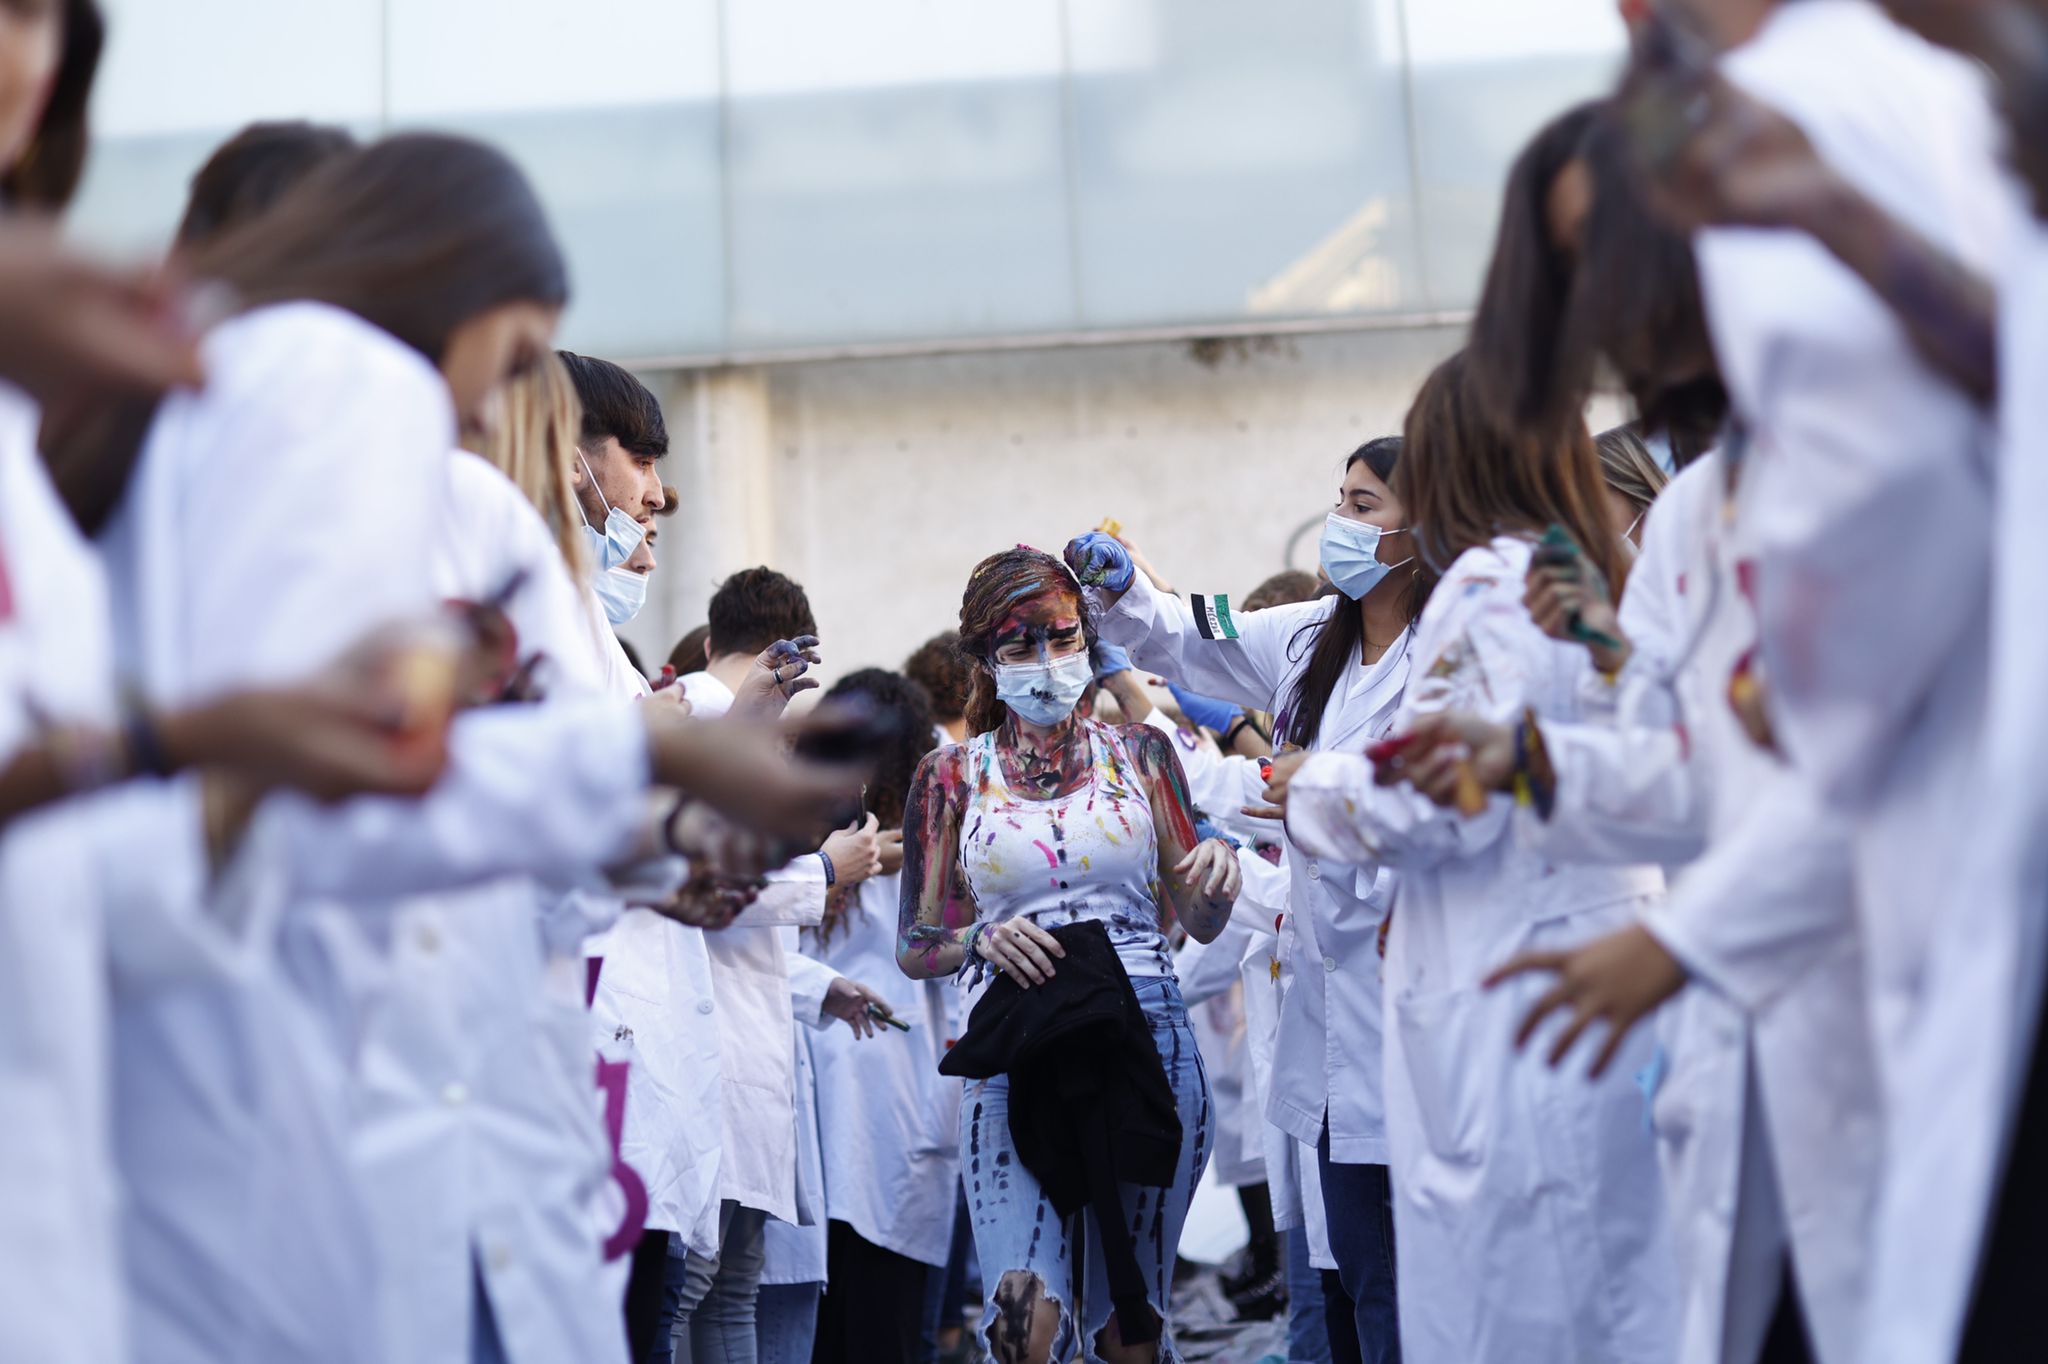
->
[576,449,617,529]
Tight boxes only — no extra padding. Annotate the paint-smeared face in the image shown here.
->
[988,587,1086,668]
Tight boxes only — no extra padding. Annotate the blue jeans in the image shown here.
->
[1285,1224,1333,1364]
[754,1282,820,1364]
[1316,1128,1399,1364]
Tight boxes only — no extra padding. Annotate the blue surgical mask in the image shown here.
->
[1319,512,1411,600]
[992,653,1094,727]
[578,453,647,571]
[595,566,649,626]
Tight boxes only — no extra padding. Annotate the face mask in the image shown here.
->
[577,452,646,571]
[992,652,1094,727]
[595,566,649,626]
[1319,512,1411,600]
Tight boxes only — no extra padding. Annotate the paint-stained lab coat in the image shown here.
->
[0,390,212,1364]
[1093,574,1409,1167]
[1519,454,1880,1364]
[92,303,656,1364]
[804,872,965,1266]
[1695,8,2024,1359]
[1285,535,1675,1364]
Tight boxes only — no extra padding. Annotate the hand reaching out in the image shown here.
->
[1484,923,1688,1078]
[730,636,823,720]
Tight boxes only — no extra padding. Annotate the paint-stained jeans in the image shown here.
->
[961,974,1210,1362]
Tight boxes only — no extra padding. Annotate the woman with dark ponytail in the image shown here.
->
[1066,439,1429,1364]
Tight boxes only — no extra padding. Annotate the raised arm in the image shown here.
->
[1127,724,1238,945]
[896,745,980,979]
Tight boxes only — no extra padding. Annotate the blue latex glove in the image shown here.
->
[1091,640,1133,681]
[1192,813,1242,850]
[1167,681,1245,735]
[1064,532,1135,593]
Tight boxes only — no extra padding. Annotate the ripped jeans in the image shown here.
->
[960,974,1210,1362]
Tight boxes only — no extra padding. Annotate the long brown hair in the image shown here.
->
[1397,350,1629,596]
[470,351,591,585]
[3,0,102,211]
[957,547,1095,737]
[44,133,569,536]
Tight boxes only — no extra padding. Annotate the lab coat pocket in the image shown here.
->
[1391,986,1487,1166]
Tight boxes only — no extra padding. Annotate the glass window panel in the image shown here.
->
[722,0,1076,348]
[1068,0,1428,329]
[387,0,727,360]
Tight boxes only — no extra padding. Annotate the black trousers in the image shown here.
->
[814,1219,930,1364]
[623,1228,673,1361]
[1758,1260,1815,1364]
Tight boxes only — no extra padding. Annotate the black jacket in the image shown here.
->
[940,919,1182,1342]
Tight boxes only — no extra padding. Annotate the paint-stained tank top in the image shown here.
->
[958,719,1173,988]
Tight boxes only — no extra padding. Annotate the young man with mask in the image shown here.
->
[559,351,669,691]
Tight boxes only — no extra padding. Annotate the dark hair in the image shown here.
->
[1279,439,1429,750]
[559,351,668,459]
[1398,350,1628,598]
[902,630,972,724]
[174,121,357,248]
[1466,100,1726,442]
[812,668,939,946]
[958,547,1093,737]
[706,566,817,659]
[44,132,569,536]
[3,0,103,211]
[1241,570,1319,614]
[667,624,711,676]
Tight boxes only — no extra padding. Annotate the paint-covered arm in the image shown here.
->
[896,744,981,979]
[1129,723,1236,944]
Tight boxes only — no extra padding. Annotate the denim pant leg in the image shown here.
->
[684,1205,769,1364]
[1317,1131,1400,1364]
[753,1282,820,1364]
[1285,1224,1334,1364]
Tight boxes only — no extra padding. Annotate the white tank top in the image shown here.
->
[957,719,1173,986]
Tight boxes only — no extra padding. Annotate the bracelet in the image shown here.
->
[960,921,991,966]
[661,795,694,858]
[123,703,175,779]
[1221,715,1253,749]
[817,850,837,888]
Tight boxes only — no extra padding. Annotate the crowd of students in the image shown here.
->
[8,1,2048,1363]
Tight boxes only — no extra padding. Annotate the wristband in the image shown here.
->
[817,850,837,889]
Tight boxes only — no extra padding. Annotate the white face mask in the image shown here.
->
[595,566,649,626]
[577,452,646,571]
[992,653,1093,727]
[1319,512,1412,600]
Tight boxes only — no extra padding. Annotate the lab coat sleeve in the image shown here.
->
[746,856,829,928]
[1515,720,1707,868]
[786,940,840,1029]
[1696,230,1993,810]
[1641,757,1857,1013]
[1093,572,1330,715]
[1287,555,1535,869]
[262,697,652,900]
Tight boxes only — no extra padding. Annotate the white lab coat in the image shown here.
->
[1094,574,1409,1167]
[312,450,630,1364]
[804,872,964,1266]
[1520,454,1881,1364]
[1286,534,1675,1364]
[0,390,209,1364]
[1696,9,2024,1359]
[761,935,838,1288]
[94,303,658,1364]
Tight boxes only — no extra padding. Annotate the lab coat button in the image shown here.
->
[416,926,441,954]
[1307,863,1321,882]
[442,1081,469,1107]
[696,1000,714,1016]
[1323,957,1337,973]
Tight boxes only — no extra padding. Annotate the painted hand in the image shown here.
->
[1063,532,1135,594]
[652,872,761,930]
[974,915,1067,987]
[1371,712,1514,808]
[1485,923,1689,1078]
[1173,839,1242,904]
[731,636,823,719]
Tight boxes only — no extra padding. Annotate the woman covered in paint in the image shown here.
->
[896,546,1240,1364]
[1068,437,1426,1364]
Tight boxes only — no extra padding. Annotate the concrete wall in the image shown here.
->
[620,323,1472,685]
